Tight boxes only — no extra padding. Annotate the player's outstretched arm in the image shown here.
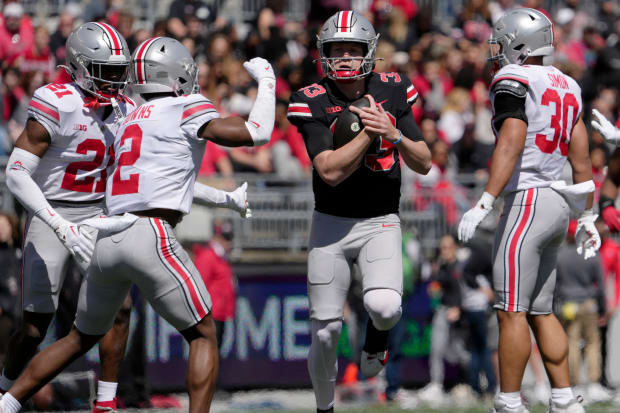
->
[199,57,275,147]
[193,181,252,218]
[6,119,94,263]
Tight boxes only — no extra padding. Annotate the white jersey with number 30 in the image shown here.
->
[27,82,136,201]
[106,94,219,216]
[491,64,582,193]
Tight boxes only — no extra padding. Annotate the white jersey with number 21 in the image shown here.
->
[106,94,220,216]
[491,64,582,193]
[27,82,136,202]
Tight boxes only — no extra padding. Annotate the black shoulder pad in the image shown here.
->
[491,79,527,99]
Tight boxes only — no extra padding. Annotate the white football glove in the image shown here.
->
[458,192,495,243]
[226,182,252,218]
[35,207,94,264]
[591,109,620,146]
[55,219,94,264]
[243,57,275,82]
[575,209,601,260]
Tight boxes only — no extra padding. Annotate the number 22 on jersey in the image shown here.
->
[535,88,579,156]
[112,124,143,195]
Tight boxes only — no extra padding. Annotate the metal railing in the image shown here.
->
[208,173,485,260]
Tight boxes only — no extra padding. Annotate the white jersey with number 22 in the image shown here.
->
[106,94,220,216]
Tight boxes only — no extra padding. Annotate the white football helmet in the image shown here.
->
[316,10,379,81]
[488,8,554,69]
[131,37,197,96]
[65,22,130,100]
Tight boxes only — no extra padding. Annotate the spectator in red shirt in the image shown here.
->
[0,2,34,67]
[18,26,55,82]
[193,220,236,347]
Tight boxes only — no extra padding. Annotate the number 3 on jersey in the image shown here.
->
[112,124,143,195]
[535,89,579,156]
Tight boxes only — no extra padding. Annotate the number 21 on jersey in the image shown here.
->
[535,88,579,156]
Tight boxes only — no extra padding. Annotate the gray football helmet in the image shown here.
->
[65,22,130,100]
[317,10,379,81]
[131,37,197,96]
[488,8,554,69]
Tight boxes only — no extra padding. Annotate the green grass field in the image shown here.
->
[237,404,617,413]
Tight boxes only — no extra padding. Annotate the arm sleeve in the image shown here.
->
[5,148,65,230]
[27,87,60,139]
[396,77,423,142]
[287,91,332,160]
[490,65,529,131]
[298,120,333,160]
[180,95,221,141]
[193,182,233,208]
[492,91,527,132]
[397,109,424,142]
[245,77,276,146]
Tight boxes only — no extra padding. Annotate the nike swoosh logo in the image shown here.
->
[382,223,396,228]
[47,208,55,217]
[377,99,388,105]
[249,121,260,128]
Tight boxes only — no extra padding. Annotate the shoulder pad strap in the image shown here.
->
[491,79,527,99]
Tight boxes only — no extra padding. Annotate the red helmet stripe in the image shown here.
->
[339,11,350,32]
[135,37,159,83]
[95,22,122,55]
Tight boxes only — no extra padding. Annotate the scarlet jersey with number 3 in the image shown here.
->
[26,82,136,201]
[491,64,582,193]
[106,94,219,216]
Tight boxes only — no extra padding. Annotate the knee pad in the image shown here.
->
[363,289,402,331]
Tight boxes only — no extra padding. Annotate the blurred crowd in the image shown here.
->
[1,0,620,210]
[2,0,620,408]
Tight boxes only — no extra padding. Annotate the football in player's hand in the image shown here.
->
[333,97,371,149]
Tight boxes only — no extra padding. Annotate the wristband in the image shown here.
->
[599,195,615,211]
[393,129,403,145]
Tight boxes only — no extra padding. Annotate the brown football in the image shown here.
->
[332,97,371,149]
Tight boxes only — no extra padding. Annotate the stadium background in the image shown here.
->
[1,0,620,411]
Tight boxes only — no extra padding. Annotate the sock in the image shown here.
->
[0,392,22,413]
[498,391,522,409]
[317,408,334,413]
[362,318,389,353]
[551,387,574,405]
[0,370,15,393]
[96,380,118,402]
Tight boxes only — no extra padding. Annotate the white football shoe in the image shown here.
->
[417,382,447,406]
[360,350,387,378]
[586,382,613,403]
[547,398,585,413]
[492,398,530,413]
